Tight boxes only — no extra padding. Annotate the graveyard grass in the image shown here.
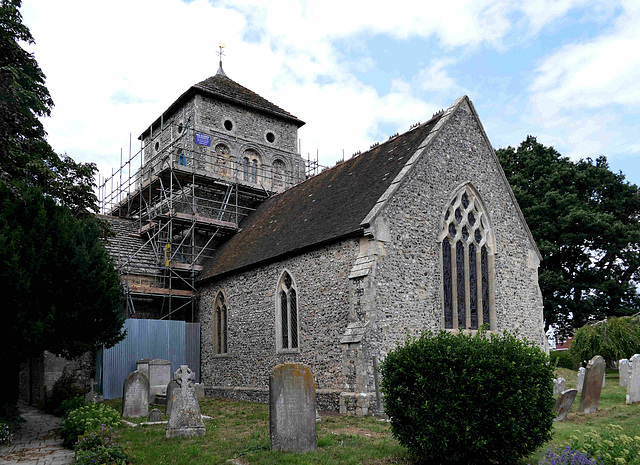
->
[104,369,640,465]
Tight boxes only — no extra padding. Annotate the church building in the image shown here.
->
[101,64,545,415]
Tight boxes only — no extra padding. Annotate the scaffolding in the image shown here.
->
[99,119,307,321]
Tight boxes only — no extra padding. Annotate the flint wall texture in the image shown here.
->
[366,102,545,383]
[199,240,359,411]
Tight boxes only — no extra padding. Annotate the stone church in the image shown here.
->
[99,63,545,415]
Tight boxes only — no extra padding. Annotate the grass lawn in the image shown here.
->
[105,369,640,465]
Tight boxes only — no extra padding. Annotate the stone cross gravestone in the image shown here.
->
[577,367,586,393]
[619,359,631,387]
[122,371,149,418]
[149,359,172,401]
[553,389,578,422]
[165,379,179,418]
[553,378,566,395]
[626,354,640,404]
[166,365,205,438]
[269,363,317,452]
[578,355,606,413]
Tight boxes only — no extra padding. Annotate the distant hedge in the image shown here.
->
[550,350,578,370]
[379,330,555,464]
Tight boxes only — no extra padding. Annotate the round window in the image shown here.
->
[266,132,275,143]
[154,141,160,152]
[224,120,233,131]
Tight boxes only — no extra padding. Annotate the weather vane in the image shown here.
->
[218,43,226,66]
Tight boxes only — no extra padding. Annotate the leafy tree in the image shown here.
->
[569,316,640,363]
[1,0,96,215]
[496,136,640,336]
[0,0,125,407]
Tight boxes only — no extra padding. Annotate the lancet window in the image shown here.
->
[213,291,228,355]
[277,271,299,351]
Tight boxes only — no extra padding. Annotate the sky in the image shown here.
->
[20,0,640,194]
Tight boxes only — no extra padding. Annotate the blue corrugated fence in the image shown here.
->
[97,319,200,399]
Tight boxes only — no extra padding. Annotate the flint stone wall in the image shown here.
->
[198,101,546,413]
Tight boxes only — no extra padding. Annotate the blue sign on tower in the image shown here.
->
[194,133,211,146]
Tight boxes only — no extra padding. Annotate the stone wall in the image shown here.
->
[364,101,545,392]
[199,239,359,401]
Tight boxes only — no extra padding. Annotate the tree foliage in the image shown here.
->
[1,0,97,215]
[0,184,125,363]
[496,136,640,336]
[569,316,640,363]
[0,0,125,372]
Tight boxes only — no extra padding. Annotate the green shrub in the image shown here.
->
[569,424,640,464]
[379,330,555,464]
[0,421,12,445]
[61,402,121,447]
[59,397,87,418]
[550,350,578,369]
[74,425,134,465]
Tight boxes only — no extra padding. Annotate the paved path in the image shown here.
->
[0,403,74,465]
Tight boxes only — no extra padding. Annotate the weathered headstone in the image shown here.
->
[553,389,578,422]
[577,367,586,393]
[578,355,606,413]
[165,379,179,418]
[149,359,172,401]
[148,408,163,422]
[620,359,631,387]
[136,358,151,380]
[269,363,317,452]
[553,377,566,395]
[166,365,205,438]
[122,371,149,418]
[626,354,640,404]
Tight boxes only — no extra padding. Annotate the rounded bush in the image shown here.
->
[379,330,555,464]
[61,402,121,447]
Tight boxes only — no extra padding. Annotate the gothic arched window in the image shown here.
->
[440,184,495,331]
[276,271,299,351]
[213,291,228,355]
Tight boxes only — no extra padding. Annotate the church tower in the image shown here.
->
[102,62,306,321]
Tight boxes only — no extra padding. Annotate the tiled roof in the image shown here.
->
[100,215,160,276]
[195,73,304,127]
[140,72,304,139]
[198,111,446,282]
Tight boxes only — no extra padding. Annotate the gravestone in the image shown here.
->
[148,408,163,422]
[577,367,586,393]
[122,371,149,418]
[578,355,606,413]
[553,378,566,395]
[553,389,578,422]
[165,379,180,418]
[626,354,640,404]
[136,358,151,380]
[619,359,631,387]
[149,359,172,401]
[269,363,317,452]
[166,365,205,438]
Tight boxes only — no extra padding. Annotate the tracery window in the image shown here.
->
[273,159,286,191]
[213,291,228,355]
[276,271,299,351]
[440,184,495,330]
